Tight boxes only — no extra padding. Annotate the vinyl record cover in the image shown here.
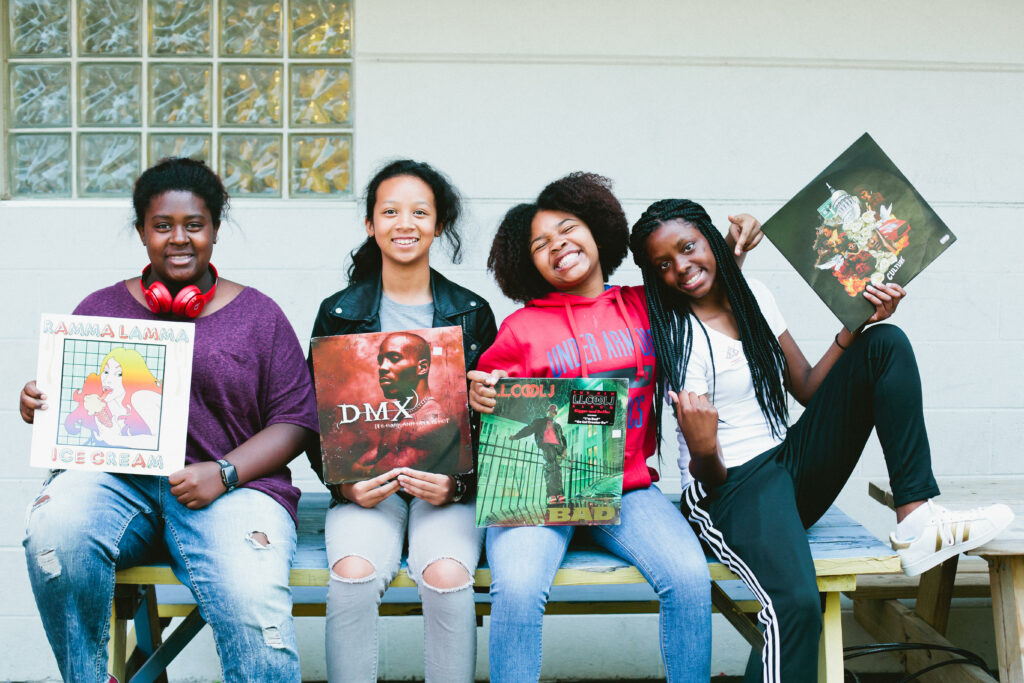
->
[761,133,956,330]
[311,326,472,483]
[476,377,627,527]
[30,314,194,476]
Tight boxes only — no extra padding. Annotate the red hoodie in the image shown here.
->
[477,285,658,492]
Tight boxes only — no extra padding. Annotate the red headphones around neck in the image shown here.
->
[141,264,218,318]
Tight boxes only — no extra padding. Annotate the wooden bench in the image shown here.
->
[109,492,900,683]
[856,477,1024,683]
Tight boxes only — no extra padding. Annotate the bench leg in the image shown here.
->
[914,555,958,634]
[129,608,207,683]
[710,582,762,649]
[109,601,127,683]
[817,591,843,683]
[130,586,169,683]
[988,555,1024,682]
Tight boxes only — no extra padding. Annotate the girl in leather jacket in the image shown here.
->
[307,159,495,683]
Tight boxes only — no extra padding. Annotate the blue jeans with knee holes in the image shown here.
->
[24,470,300,683]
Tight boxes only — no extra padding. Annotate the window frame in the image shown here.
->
[2,0,355,201]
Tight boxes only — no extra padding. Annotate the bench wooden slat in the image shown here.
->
[113,492,900,683]
[116,497,899,586]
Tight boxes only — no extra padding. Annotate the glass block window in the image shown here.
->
[4,0,353,198]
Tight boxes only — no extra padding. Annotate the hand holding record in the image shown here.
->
[19,380,47,424]
[340,468,401,508]
[468,369,508,413]
[397,467,456,506]
[862,283,906,326]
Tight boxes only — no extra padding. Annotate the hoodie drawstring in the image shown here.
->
[560,288,647,382]
[612,288,647,382]
[563,300,590,378]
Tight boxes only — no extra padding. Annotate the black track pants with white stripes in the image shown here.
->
[683,324,940,681]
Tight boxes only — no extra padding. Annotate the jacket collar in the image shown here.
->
[325,268,482,324]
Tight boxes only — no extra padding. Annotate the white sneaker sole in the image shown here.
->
[901,514,1014,577]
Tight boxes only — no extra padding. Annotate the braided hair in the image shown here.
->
[628,199,789,452]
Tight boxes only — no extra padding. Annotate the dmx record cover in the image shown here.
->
[761,133,956,331]
[476,377,626,527]
[311,326,472,484]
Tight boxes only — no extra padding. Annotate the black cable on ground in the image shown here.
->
[842,641,996,680]
[898,658,991,683]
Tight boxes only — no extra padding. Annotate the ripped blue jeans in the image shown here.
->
[23,470,299,683]
[324,494,483,682]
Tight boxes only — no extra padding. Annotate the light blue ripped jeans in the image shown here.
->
[486,485,712,682]
[23,470,300,683]
[324,494,484,683]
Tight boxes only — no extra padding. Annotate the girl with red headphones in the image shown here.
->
[19,158,319,682]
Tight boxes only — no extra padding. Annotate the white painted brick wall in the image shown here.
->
[2,1,1022,679]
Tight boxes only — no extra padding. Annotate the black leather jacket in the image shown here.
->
[306,268,497,502]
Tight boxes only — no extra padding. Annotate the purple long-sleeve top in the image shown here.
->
[74,282,319,524]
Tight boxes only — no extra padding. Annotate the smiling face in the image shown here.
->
[643,219,719,300]
[529,210,605,297]
[366,175,438,270]
[100,358,124,394]
[136,190,217,288]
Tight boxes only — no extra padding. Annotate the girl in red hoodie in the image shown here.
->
[469,173,759,682]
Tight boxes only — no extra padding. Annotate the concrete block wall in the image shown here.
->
[2,1,1022,679]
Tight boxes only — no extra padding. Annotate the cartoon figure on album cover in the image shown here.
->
[31,313,192,476]
[476,377,626,527]
[762,133,956,331]
[310,326,472,484]
[59,341,165,451]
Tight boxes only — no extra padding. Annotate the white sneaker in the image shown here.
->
[890,501,1015,577]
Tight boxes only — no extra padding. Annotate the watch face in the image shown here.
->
[219,461,238,486]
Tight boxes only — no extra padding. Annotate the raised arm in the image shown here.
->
[783,283,906,405]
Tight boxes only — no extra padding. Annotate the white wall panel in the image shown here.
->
[355,60,1024,202]
[357,0,1024,65]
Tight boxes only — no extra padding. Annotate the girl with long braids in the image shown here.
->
[628,198,1014,682]
[469,173,762,682]
[307,159,497,683]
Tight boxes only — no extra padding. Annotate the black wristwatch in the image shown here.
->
[217,459,239,492]
[450,474,468,503]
